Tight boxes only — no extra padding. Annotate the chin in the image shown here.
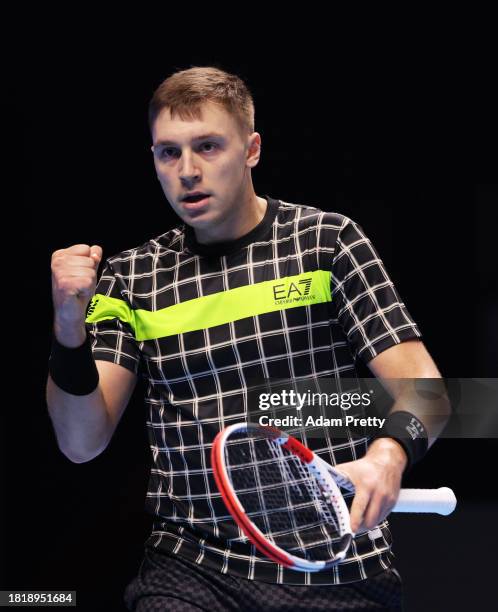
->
[181,210,215,226]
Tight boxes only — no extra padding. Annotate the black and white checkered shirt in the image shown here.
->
[85,196,422,585]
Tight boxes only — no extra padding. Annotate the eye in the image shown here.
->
[199,142,218,153]
[159,147,179,160]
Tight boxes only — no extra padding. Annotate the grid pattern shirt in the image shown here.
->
[85,196,422,585]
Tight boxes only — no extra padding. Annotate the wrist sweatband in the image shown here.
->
[49,330,99,395]
[375,411,429,472]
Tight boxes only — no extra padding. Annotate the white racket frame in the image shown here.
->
[212,422,457,572]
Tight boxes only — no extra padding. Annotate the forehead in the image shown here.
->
[152,102,240,145]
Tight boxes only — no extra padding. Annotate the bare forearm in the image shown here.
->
[48,320,110,462]
[388,381,451,447]
[48,245,112,462]
[367,342,452,449]
[366,379,451,471]
[46,374,112,462]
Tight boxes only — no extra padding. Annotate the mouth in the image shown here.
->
[181,192,211,210]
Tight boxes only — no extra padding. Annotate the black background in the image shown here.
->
[2,19,498,611]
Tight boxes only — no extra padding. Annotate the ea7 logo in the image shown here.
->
[406,418,424,440]
[273,278,312,301]
[86,297,99,317]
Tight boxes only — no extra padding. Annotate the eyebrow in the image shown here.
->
[154,132,225,147]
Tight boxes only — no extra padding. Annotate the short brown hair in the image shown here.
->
[148,66,255,136]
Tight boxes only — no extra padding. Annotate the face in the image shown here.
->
[151,102,261,234]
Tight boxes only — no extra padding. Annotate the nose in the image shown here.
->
[179,150,200,185]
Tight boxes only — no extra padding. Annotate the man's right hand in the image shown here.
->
[51,244,103,346]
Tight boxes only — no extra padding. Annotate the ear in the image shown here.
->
[246,132,262,168]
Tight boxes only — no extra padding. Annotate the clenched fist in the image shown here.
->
[51,244,103,329]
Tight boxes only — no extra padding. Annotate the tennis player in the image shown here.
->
[47,66,451,611]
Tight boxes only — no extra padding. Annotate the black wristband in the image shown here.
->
[375,411,429,472]
[49,330,99,395]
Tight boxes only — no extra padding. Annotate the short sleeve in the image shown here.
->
[331,218,422,363]
[84,258,142,375]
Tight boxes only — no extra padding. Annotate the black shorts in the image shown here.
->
[124,548,403,611]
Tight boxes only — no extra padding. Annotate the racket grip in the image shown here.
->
[392,487,457,515]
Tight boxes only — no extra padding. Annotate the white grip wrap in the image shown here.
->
[392,487,457,515]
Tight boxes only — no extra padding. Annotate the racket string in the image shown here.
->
[224,433,346,561]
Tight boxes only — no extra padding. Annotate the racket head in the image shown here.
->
[212,422,353,572]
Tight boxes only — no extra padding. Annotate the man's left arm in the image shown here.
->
[336,339,452,533]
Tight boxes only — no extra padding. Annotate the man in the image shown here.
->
[47,66,450,611]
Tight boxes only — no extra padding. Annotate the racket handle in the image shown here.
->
[393,487,457,515]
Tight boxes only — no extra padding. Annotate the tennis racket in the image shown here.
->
[212,422,456,572]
